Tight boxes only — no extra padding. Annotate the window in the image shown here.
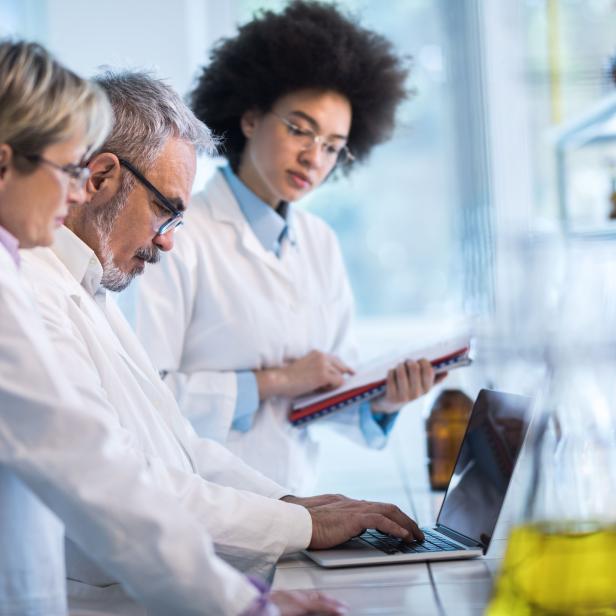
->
[522,0,616,228]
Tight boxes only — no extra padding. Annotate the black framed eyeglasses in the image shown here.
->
[118,158,184,235]
[15,152,91,188]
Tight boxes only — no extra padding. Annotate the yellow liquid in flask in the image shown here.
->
[487,523,616,615]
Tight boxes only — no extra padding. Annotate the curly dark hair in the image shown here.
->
[190,0,410,172]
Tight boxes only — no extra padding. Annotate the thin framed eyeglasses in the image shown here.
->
[270,112,355,165]
[16,152,91,188]
[118,158,184,235]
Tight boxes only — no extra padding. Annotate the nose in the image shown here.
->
[153,228,175,252]
[67,179,87,206]
[299,141,326,169]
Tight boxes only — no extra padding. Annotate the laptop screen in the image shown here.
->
[436,389,531,550]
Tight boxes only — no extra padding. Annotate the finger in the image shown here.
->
[270,590,349,615]
[394,363,409,401]
[404,360,421,400]
[325,366,346,388]
[330,355,355,376]
[370,502,425,542]
[385,368,397,400]
[301,591,349,614]
[435,371,448,384]
[359,513,421,542]
[418,358,435,392]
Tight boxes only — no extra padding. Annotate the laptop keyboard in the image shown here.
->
[359,529,461,555]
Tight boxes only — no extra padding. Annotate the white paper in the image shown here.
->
[292,335,472,411]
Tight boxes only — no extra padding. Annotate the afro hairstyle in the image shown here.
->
[190,0,410,172]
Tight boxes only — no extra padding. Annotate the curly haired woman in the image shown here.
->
[134,1,443,493]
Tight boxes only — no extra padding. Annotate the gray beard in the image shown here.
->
[93,190,160,293]
[99,232,135,293]
[98,231,161,292]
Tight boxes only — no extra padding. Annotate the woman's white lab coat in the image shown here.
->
[135,169,375,493]
[0,245,66,615]
[0,243,264,615]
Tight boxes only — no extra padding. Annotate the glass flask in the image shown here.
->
[487,360,616,614]
[485,235,616,614]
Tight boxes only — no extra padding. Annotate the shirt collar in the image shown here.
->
[221,165,296,256]
[51,225,104,297]
[0,224,20,268]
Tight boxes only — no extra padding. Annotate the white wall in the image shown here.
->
[39,0,236,95]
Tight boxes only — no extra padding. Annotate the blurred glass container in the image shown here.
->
[555,91,616,231]
[487,360,616,614]
[426,389,473,490]
[484,235,616,615]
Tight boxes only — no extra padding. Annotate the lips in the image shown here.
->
[287,170,312,190]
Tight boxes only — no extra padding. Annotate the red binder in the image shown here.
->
[289,340,472,427]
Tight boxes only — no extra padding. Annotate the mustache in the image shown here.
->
[134,246,160,264]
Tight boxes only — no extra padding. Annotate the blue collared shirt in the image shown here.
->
[222,166,397,444]
[221,165,295,257]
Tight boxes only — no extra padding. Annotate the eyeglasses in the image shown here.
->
[118,158,184,235]
[271,112,355,166]
[16,153,91,188]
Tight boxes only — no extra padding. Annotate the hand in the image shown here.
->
[269,590,348,615]
[306,498,424,549]
[280,494,349,508]
[371,358,447,414]
[255,351,354,400]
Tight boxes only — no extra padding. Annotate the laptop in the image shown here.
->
[305,389,531,568]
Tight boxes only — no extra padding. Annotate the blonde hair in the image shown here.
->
[0,40,113,171]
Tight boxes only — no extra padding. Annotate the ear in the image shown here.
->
[240,109,262,139]
[0,144,14,185]
[85,152,123,203]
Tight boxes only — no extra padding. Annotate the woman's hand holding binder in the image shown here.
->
[255,350,355,400]
[370,358,447,414]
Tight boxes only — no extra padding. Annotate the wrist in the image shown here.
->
[370,398,400,414]
[255,367,289,399]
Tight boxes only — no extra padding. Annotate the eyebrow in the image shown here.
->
[169,197,186,212]
[154,195,185,213]
[288,110,348,141]
[168,197,186,212]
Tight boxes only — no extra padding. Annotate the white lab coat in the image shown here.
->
[133,170,371,493]
[0,244,66,616]
[19,226,312,608]
[0,244,266,615]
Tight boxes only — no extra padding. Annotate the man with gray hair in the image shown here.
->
[21,70,423,613]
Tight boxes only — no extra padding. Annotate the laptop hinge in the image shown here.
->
[435,525,484,551]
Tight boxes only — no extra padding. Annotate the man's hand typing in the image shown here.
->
[281,494,424,549]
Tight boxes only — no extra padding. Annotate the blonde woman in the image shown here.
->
[0,40,346,616]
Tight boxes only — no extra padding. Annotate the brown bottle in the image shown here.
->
[609,175,616,220]
[426,389,473,490]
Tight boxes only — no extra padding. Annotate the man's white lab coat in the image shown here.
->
[0,243,267,615]
[133,170,368,493]
[19,226,312,603]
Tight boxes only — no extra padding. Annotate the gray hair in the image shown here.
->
[88,70,217,238]
[93,69,216,170]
